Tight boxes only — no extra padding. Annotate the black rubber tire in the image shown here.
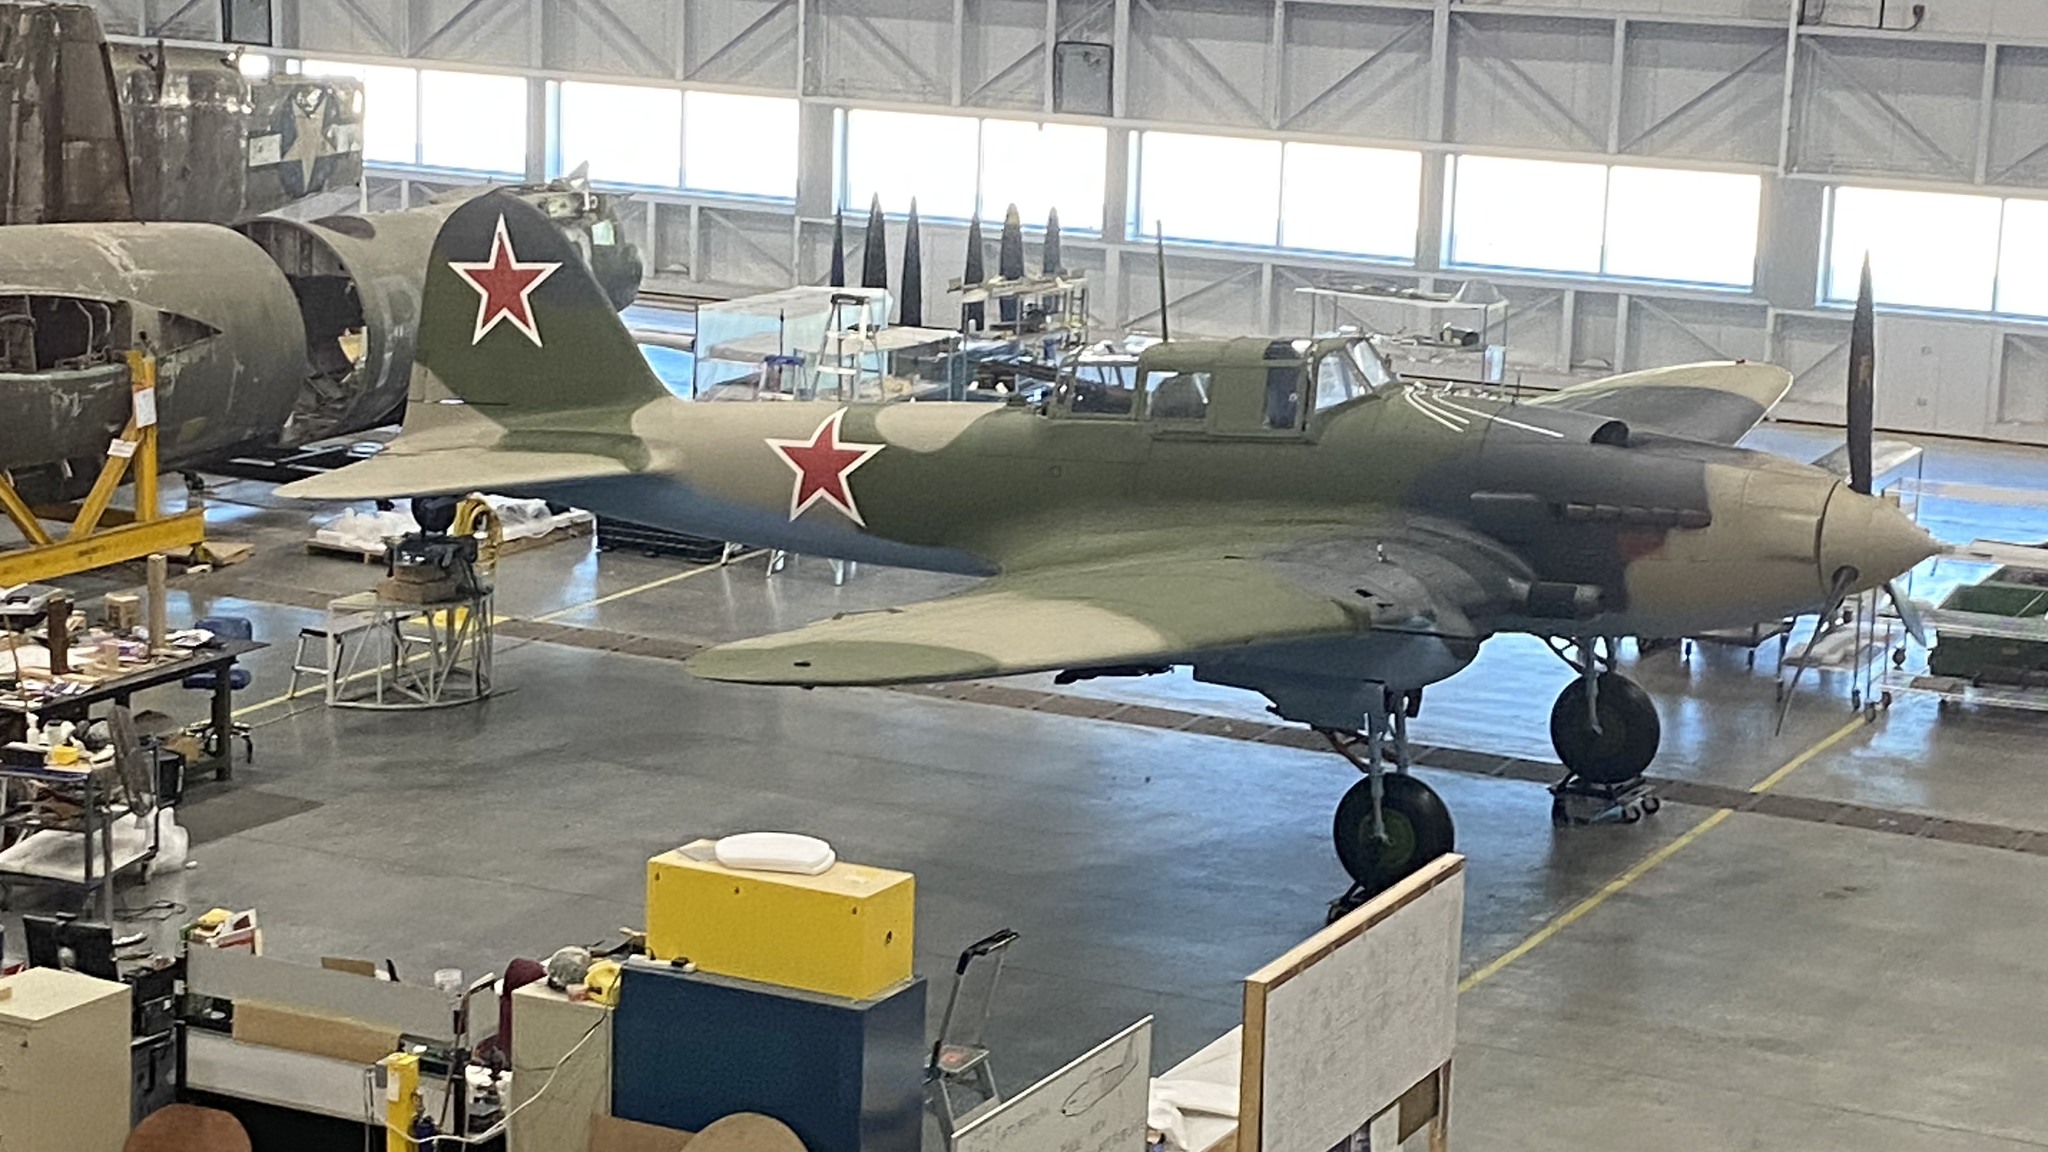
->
[1332,774,1455,894]
[1549,671,1662,785]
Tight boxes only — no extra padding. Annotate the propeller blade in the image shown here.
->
[1886,579,1929,647]
[1155,224,1170,343]
[860,194,889,290]
[828,209,846,288]
[998,204,1024,326]
[1848,254,1876,495]
[899,198,923,328]
[1776,567,1858,736]
[961,215,986,331]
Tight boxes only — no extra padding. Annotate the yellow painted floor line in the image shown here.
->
[234,640,458,718]
[1460,808,1733,992]
[1747,715,1865,795]
[531,549,762,623]
[1459,713,1870,994]
[232,687,299,719]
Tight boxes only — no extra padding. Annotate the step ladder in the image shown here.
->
[927,928,1019,1140]
[815,292,882,401]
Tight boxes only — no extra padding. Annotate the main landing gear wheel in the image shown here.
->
[1332,773,1455,897]
[1549,671,1661,786]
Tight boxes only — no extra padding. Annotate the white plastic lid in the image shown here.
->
[713,832,837,875]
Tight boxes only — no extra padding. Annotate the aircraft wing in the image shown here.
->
[1523,361,1793,446]
[688,538,1492,687]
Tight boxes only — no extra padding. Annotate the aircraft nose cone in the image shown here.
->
[1818,487,1939,594]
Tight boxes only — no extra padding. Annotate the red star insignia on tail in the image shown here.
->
[767,410,885,526]
[449,214,561,347]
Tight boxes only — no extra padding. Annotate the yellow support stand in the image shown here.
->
[0,349,206,585]
[381,1050,420,1152]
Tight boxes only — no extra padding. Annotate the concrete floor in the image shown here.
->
[12,425,2048,1150]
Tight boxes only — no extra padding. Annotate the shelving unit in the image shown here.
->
[1882,539,2048,713]
[0,759,159,922]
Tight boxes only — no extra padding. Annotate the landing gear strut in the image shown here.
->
[1319,687,1455,921]
[1545,637,1664,826]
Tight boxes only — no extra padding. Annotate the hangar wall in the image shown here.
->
[84,0,2048,445]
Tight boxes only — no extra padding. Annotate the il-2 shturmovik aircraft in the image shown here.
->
[282,192,1938,899]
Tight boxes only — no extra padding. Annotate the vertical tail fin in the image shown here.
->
[276,190,660,501]
[410,189,668,416]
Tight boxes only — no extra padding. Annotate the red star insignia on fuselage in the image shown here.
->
[767,410,885,526]
[448,214,560,347]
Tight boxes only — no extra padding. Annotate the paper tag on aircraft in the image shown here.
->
[133,387,158,428]
[107,439,137,459]
[247,133,282,167]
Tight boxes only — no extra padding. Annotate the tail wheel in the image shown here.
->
[1332,774,1455,895]
[1550,671,1661,785]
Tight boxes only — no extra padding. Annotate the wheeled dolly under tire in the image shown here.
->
[1549,774,1662,827]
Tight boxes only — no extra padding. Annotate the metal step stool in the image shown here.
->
[928,928,1018,1141]
[288,627,332,698]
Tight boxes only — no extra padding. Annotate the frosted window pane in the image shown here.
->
[1137,131,1281,246]
[1826,185,1999,311]
[1604,166,1760,286]
[1448,155,1606,275]
[980,119,1107,232]
[1997,199,2048,317]
[684,91,799,199]
[419,69,527,175]
[1279,142,1421,260]
[306,60,416,165]
[557,81,680,187]
[845,109,979,218]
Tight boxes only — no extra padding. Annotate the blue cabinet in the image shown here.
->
[612,962,927,1152]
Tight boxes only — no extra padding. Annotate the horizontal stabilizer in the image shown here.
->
[276,446,629,501]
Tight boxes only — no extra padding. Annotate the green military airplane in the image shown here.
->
[281,191,1938,897]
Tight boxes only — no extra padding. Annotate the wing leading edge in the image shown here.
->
[687,535,1500,687]
[689,554,1367,686]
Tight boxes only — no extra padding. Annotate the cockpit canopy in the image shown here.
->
[1051,335,1394,435]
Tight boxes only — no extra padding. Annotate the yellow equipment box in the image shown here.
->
[646,840,914,1001]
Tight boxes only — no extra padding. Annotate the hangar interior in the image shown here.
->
[4,0,2048,1149]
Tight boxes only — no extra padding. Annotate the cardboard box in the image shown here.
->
[231,1000,399,1065]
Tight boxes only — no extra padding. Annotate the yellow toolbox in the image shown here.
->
[646,840,914,1000]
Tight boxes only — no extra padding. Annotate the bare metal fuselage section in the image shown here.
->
[111,46,364,224]
[0,3,363,225]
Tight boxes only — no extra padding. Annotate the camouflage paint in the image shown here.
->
[283,192,1939,731]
